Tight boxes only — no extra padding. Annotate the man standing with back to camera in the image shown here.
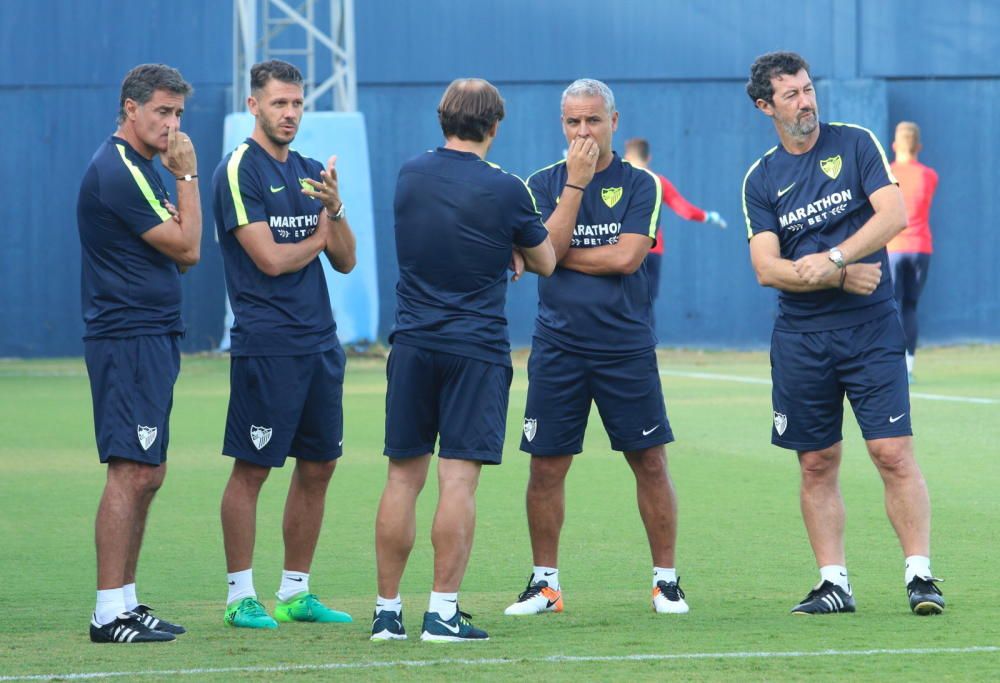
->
[742,51,944,615]
[505,78,690,618]
[78,63,201,643]
[213,59,357,630]
[372,78,556,643]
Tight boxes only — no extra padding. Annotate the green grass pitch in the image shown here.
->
[1,347,998,681]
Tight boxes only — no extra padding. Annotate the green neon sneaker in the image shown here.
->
[224,597,278,629]
[274,592,353,623]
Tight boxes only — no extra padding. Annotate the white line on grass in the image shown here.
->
[660,369,999,405]
[1,646,997,681]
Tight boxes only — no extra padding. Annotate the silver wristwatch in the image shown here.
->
[327,203,346,221]
[828,247,845,269]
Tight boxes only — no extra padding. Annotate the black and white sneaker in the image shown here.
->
[907,576,945,615]
[790,580,856,614]
[133,604,186,634]
[371,609,407,641]
[90,612,176,643]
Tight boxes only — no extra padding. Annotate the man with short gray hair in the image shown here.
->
[505,78,690,617]
[79,63,201,643]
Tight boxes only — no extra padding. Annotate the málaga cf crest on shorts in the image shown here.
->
[250,425,273,451]
[523,418,537,442]
[137,425,157,451]
[773,411,788,436]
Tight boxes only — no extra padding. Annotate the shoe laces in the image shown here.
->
[457,610,474,626]
[802,579,836,602]
[655,579,685,601]
[240,597,269,616]
[517,574,548,602]
[909,576,943,595]
[117,611,155,631]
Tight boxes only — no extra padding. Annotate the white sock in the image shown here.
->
[95,587,126,626]
[227,568,256,606]
[653,567,677,587]
[376,594,402,615]
[277,570,309,602]
[905,353,915,374]
[122,583,139,611]
[532,566,559,590]
[905,555,932,584]
[819,565,851,592]
[428,591,458,620]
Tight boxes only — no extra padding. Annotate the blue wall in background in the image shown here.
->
[2,0,998,356]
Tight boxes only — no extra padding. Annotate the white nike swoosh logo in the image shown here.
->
[435,619,460,634]
[777,182,796,198]
[642,425,660,436]
[338,439,344,446]
[889,413,906,423]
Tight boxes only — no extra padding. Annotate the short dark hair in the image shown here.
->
[250,60,304,95]
[118,64,192,123]
[746,52,810,104]
[625,137,650,161]
[437,78,505,142]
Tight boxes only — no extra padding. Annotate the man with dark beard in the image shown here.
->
[742,51,944,616]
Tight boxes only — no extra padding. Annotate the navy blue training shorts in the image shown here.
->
[383,343,513,464]
[770,312,912,451]
[84,335,180,465]
[520,336,673,456]
[223,346,346,467]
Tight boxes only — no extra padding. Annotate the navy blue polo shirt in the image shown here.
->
[527,153,661,354]
[77,136,183,340]
[742,122,898,331]
[389,147,549,366]
[213,138,336,356]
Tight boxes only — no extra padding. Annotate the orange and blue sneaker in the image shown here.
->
[274,592,352,623]
[504,575,563,616]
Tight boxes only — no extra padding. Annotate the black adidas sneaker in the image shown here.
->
[133,604,186,634]
[790,580,856,614]
[90,612,175,643]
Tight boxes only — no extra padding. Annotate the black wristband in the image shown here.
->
[839,267,848,290]
[176,174,198,181]
[565,183,586,192]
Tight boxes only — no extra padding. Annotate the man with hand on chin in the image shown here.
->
[79,62,201,644]
[212,59,357,630]
[506,78,689,618]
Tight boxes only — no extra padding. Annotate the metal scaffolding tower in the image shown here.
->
[232,0,356,113]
